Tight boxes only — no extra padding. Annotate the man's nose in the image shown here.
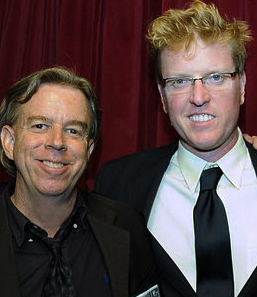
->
[45,126,67,151]
[189,79,211,106]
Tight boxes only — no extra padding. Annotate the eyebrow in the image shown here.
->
[26,116,89,130]
[67,120,89,131]
[26,116,50,124]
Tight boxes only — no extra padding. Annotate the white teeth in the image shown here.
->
[189,114,214,122]
[43,161,64,168]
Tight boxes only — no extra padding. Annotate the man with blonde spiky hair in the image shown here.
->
[95,1,257,296]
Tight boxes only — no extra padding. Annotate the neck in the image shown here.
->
[11,189,77,237]
[181,129,239,163]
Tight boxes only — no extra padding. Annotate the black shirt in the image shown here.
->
[6,189,112,297]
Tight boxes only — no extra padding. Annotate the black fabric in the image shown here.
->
[193,167,234,297]
[6,190,112,297]
[94,141,257,297]
[0,182,157,297]
[26,220,75,297]
[151,235,197,297]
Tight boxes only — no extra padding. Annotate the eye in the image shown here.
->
[67,128,79,135]
[207,74,224,83]
[166,77,191,89]
[66,128,85,137]
[174,78,187,85]
[32,123,48,129]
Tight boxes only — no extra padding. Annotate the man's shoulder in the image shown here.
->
[85,192,148,231]
[94,142,178,207]
[245,141,257,168]
[86,192,143,218]
[0,181,11,195]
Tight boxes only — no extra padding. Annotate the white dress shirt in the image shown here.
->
[148,129,257,296]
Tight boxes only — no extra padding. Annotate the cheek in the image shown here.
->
[70,141,88,159]
[14,135,41,154]
[166,98,185,121]
[224,93,242,113]
[13,142,32,166]
[13,137,26,156]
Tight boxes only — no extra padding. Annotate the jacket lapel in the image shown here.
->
[0,187,21,296]
[138,141,196,296]
[237,143,257,297]
[86,194,130,297]
[237,269,257,297]
[142,142,179,221]
[246,141,257,176]
[151,236,197,297]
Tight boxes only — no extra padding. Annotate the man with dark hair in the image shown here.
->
[0,67,158,297]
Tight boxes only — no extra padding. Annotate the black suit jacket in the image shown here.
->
[94,141,257,297]
[0,185,157,297]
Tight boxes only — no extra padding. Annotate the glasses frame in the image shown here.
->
[160,72,238,91]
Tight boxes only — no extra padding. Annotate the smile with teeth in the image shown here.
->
[43,160,66,168]
[189,114,215,122]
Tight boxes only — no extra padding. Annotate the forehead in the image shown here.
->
[160,41,234,75]
[18,84,91,123]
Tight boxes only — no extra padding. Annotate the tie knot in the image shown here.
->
[200,167,223,191]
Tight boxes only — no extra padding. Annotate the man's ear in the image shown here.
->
[1,125,15,160]
[158,83,168,114]
[239,71,246,105]
[87,139,95,160]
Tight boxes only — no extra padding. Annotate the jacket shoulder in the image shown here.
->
[94,143,178,210]
[86,192,145,224]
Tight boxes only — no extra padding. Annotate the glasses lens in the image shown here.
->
[204,74,234,91]
[165,78,192,94]
[164,73,235,94]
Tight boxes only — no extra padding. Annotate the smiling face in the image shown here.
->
[158,40,246,161]
[1,84,94,199]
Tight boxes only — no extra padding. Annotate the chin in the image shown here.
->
[189,135,220,148]
[36,185,70,197]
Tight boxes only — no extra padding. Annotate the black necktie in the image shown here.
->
[193,167,234,297]
[27,220,75,297]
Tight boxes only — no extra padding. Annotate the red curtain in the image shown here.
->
[0,0,256,189]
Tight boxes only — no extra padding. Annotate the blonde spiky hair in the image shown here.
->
[147,0,252,80]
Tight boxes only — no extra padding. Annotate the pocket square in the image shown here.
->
[135,284,160,297]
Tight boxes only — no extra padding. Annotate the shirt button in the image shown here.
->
[28,238,33,242]
[73,223,78,229]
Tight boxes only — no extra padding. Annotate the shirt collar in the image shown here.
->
[177,142,206,194]
[177,128,247,193]
[75,189,88,229]
[6,191,28,247]
[6,187,88,247]
[215,129,247,189]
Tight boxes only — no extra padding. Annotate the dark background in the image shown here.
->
[0,0,256,189]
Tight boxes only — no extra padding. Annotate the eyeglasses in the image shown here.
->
[160,72,237,95]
